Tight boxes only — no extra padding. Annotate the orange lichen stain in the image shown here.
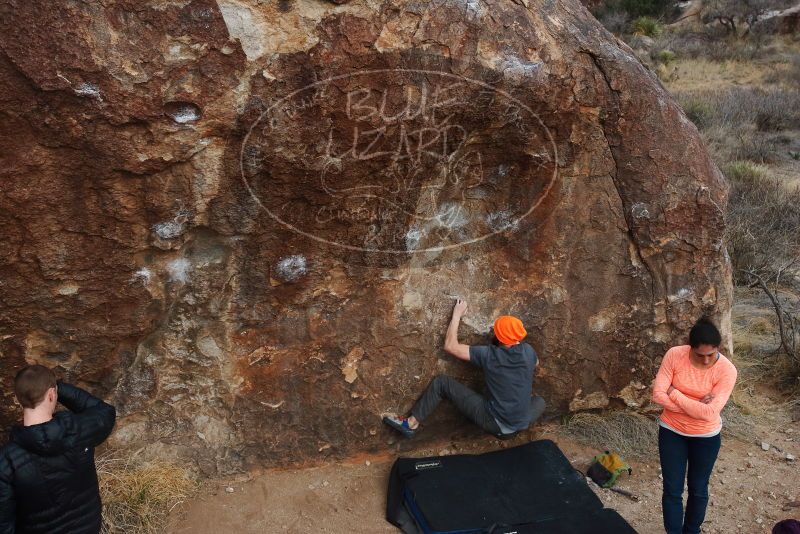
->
[235,342,325,396]
[578,105,601,117]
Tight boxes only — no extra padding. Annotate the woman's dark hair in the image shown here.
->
[689,317,722,348]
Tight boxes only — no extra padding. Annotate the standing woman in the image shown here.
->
[652,317,738,534]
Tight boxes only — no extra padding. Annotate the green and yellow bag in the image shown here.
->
[586,451,632,488]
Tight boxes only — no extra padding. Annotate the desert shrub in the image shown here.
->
[681,98,714,129]
[593,0,674,33]
[727,162,800,387]
[725,161,800,278]
[710,39,767,61]
[656,49,677,64]
[749,316,775,335]
[597,9,631,34]
[703,0,795,35]
[559,411,657,459]
[655,62,673,81]
[726,161,761,182]
[729,89,800,130]
[618,0,674,19]
[790,55,800,85]
[675,93,725,131]
[700,125,765,163]
[755,110,786,132]
[652,32,712,59]
[766,54,800,87]
[750,15,781,36]
[676,87,800,136]
[98,451,197,534]
[653,11,789,61]
[631,16,663,37]
[656,28,774,61]
[732,131,779,163]
[725,160,768,182]
[732,296,800,401]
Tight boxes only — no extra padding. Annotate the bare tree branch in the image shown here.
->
[742,269,798,362]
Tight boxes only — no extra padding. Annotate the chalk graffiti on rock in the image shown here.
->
[239,69,558,253]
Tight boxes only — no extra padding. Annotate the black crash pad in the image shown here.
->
[386,439,638,534]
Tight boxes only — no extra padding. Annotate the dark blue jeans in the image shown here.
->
[658,425,721,534]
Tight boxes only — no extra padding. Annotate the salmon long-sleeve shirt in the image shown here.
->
[651,345,738,436]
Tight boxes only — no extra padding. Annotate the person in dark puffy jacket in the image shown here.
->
[0,364,116,534]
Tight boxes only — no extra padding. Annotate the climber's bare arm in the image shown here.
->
[444,299,470,362]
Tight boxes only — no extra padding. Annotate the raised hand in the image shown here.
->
[453,298,468,319]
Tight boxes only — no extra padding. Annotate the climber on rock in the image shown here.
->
[0,364,116,534]
[383,299,545,440]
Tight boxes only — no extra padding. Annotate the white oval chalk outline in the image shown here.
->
[239,68,559,254]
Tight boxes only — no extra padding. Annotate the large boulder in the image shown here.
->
[0,0,730,473]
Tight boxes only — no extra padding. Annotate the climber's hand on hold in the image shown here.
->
[453,298,467,319]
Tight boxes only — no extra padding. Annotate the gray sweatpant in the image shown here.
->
[410,374,545,435]
[411,375,500,434]
[411,375,545,435]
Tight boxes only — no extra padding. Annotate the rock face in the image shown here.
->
[0,0,730,473]
[753,4,800,35]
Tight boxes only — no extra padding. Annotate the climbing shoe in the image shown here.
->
[383,415,417,438]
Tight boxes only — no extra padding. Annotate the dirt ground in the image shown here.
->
[168,415,799,534]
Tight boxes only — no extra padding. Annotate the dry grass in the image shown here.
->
[97,450,197,534]
[731,291,800,410]
[559,405,762,459]
[664,58,773,93]
[664,35,800,167]
[648,26,798,63]
[773,54,800,88]
[674,87,800,165]
[559,411,658,460]
[677,87,800,132]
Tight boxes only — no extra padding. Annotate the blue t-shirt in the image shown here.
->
[469,343,537,431]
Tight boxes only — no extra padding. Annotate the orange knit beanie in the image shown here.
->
[493,315,527,345]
